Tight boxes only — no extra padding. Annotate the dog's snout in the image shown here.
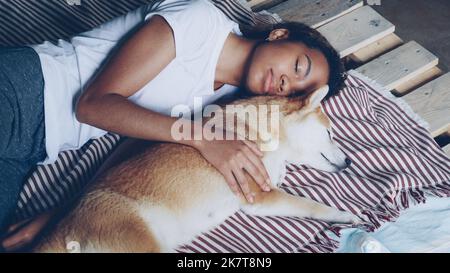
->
[345,158,352,167]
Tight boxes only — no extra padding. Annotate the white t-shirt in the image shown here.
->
[31,0,240,164]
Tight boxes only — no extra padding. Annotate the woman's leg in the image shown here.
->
[0,46,47,234]
[0,160,36,233]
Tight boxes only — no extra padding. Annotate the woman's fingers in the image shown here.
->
[243,140,264,157]
[6,219,31,234]
[241,146,271,191]
[2,212,53,252]
[194,136,271,204]
[3,224,37,250]
[224,141,272,203]
[222,171,245,200]
[231,167,254,203]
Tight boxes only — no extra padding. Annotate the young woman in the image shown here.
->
[0,0,345,251]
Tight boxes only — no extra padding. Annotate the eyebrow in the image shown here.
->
[304,54,312,78]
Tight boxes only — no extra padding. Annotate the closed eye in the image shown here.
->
[321,153,330,162]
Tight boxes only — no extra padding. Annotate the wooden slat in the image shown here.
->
[317,6,395,57]
[350,33,403,63]
[269,0,363,29]
[403,73,450,137]
[247,0,286,11]
[395,66,443,95]
[356,41,439,91]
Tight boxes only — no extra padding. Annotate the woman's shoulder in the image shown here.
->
[146,0,215,14]
[144,0,237,56]
[146,0,234,25]
[181,0,239,35]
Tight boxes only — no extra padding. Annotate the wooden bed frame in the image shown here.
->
[246,0,450,155]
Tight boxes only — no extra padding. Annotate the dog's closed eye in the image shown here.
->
[321,153,330,163]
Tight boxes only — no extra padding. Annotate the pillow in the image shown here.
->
[0,0,152,46]
[0,0,279,46]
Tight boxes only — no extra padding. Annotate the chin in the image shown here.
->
[245,76,265,96]
[246,85,264,96]
[242,80,256,95]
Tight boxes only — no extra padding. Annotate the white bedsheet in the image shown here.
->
[333,197,450,253]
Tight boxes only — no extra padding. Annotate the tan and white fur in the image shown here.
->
[35,86,360,253]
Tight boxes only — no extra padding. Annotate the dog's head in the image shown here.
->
[283,85,351,172]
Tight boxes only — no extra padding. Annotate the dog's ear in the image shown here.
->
[306,85,329,109]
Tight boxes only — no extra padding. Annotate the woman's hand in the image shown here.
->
[193,134,272,203]
[2,211,54,252]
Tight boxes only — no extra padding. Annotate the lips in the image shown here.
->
[263,68,273,94]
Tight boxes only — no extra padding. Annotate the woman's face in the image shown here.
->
[244,39,330,96]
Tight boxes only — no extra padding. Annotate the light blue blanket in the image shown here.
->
[333,197,450,253]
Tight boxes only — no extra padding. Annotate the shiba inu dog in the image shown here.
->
[35,85,360,253]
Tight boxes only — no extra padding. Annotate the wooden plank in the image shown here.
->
[317,6,395,57]
[395,66,443,95]
[403,73,450,137]
[247,0,286,11]
[269,0,363,29]
[350,33,403,63]
[356,41,439,91]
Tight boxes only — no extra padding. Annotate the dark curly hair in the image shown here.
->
[241,21,347,99]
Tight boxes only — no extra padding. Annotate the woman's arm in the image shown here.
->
[76,15,271,203]
[76,15,178,142]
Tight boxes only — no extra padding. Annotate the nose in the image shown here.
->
[345,158,352,167]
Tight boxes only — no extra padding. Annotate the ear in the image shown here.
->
[306,85,329,109]
[267,28,290,41]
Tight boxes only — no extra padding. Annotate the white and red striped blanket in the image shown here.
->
[176,70,450,253]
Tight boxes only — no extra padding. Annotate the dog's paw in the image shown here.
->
[311,206,362,225]
[336,211,362,225]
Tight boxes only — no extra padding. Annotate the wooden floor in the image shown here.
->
[247,0,450,155]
